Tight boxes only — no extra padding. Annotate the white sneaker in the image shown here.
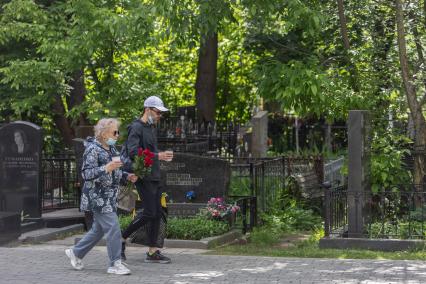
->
[107,260,131,275]
[65,248,84,270]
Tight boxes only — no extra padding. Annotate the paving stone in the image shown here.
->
[0,245,426,283]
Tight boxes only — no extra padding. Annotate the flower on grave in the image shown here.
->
[185,190,196,201]
[203,197,240,220]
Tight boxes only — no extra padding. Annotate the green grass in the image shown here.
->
[209,229,426,260]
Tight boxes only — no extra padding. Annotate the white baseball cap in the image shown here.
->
[143,96,169,112]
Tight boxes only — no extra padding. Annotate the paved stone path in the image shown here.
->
[1,244,426,283]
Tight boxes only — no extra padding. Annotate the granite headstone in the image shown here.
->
[0,121,43,218]
[0,211,21,245]
[251,110,268,158]
[159,153,231,203]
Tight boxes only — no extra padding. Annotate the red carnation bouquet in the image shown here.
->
[133,148,155,179]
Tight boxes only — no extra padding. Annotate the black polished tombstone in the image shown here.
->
[159,153,231,203]
[0,121,43,218]
[0,212,21,245]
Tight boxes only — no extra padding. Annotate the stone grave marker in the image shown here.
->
[251,110,268,158]
[159,153,231,203]
[0,121,43,218]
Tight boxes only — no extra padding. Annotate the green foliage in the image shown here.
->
[118,214,230,240]
[166,216,230,240]
[260,202,322,234]
[370,133,412,192]
[367,221,426,239]
[229,176,251,196]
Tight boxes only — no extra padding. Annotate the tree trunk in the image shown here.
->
[336,0,350,50]
[52,93,75,147]
[395,0,426,186]
[195,33,218,123]
[336,0,359,92]
[67,69,89,126]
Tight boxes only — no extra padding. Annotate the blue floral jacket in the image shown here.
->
[80,137,128,214]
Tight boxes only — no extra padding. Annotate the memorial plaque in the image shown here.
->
[160,153,231,203]
[0,121,43,218]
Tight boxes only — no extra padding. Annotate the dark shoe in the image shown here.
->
[144,250,171,264]
[121,241,127,261]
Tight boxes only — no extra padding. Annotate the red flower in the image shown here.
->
[133,148,154,179]
[144,157,153,167]
[143,148,155,159]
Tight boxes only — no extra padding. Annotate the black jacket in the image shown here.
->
[122,119,160,181]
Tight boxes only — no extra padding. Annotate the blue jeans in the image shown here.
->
[73,211,121,267]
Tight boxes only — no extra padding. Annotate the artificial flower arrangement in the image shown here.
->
[203,197,240,220]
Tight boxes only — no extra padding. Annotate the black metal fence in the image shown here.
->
[324,185,348,237]
[42,152,80,211]
[226,156,327,213]
[324,184,426,239]
[229,195,257,234]
[157,119,240,157]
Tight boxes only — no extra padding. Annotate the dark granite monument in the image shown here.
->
[347,110,371,237]
[0,121,43,218]
[160,153,231,203]
[0,211,21,244]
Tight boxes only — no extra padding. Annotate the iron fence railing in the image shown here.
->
[324,185,348,237]
[324,157,345,187]
[324,184,426,239]
[42,152,80,210]
[229,195,257,234]
[254,158,286,212]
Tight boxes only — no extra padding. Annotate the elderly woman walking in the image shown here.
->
[65,118,137,275]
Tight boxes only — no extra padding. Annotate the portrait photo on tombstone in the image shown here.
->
[11,129,30,155]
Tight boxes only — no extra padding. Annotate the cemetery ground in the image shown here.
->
[3,227,426,283]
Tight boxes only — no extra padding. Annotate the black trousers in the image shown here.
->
[122,179,162,247]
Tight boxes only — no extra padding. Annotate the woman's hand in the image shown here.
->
[127,173,138,183]
[105,160,123,173]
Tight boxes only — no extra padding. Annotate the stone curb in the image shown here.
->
[19,224,84,244]
[319,237,426,251]
[75,229,242,249]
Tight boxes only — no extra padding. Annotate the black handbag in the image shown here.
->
[129,207,168,248]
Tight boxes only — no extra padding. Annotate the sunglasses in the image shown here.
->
[150,108,162,115]
[113,130,120,136]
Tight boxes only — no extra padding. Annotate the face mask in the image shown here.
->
[147,115,155,125]
[106,138,117,146]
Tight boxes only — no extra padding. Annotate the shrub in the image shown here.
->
[119,214,230,240]
[167,216,230,240]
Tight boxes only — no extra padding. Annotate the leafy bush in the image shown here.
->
[167,216,230,240]
[367,221,426,239]
[261,202,322,233]
[370,134,412,192]
[119,214,230,240]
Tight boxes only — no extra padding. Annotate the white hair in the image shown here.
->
[94,118,120,139]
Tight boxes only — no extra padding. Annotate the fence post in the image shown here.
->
[250,196,257,228]
[261,162,266,212]
[323,182,331,237]
[242,198,248,234]
[282,156,286,190]
[250,162,254,197]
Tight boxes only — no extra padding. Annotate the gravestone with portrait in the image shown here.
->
[159,153,231,216]
[0,121,43,218]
